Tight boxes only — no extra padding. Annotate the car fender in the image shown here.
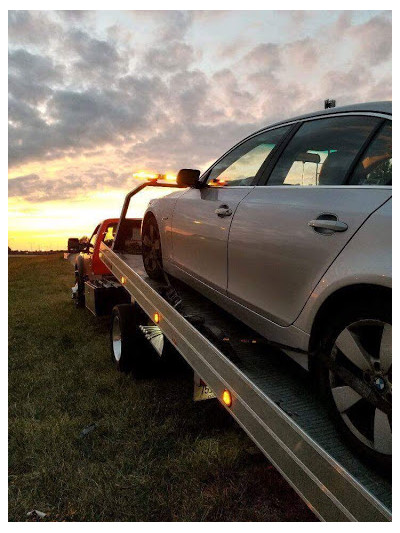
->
[143,190,187,262]
[294,197,392,338]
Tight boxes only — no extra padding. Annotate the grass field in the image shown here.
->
[9,254,316,522]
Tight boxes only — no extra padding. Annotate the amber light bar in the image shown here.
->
[133,171,177,182]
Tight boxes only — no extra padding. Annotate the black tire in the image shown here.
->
[110,303,168,376]
[315,299,392,475]
[74,257,85,308]
[142,215,164,281]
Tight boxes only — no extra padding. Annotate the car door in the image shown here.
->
[170,125,291,292]
[227,115,392,326]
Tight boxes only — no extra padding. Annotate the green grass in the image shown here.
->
[9,254,316,522]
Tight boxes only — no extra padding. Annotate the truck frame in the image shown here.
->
[77,179,392,522]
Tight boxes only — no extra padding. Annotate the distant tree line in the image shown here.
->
[8,247,67,255]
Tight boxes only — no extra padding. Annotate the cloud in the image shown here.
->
[350,14,392,66]
[8,11,61,47]
[242,43,281,71]
[9,174,41,197]
[8,10,392,204]
[8,172,86,203]
[131,10,194,40]
[144,41,195,72]
[66,29,129,83]
[56,11,94,22]
[9,169,122,203]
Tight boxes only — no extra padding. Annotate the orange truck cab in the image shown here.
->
[73,218,131,311]
[81,218,119,277]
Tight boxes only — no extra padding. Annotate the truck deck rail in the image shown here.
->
[99,242,392,522]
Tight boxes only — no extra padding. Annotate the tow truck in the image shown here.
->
[72,217,134,311]
[71,176,392,522]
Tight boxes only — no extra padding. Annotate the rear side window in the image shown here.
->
[266,116,380,186]
[206,126,290,187]
[349,121,392,186]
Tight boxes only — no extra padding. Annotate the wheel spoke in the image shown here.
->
[373,408,392,454]
[331,386,362,413]
[153,239,160,251]
[149,224,154,240]
[143,235,152,247]
[379,324,392,374]
[335,328,371,371]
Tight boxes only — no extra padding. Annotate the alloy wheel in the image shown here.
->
[112,315,122,362]
[329,319,392,455]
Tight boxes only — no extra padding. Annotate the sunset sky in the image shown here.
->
[8,10,392,250]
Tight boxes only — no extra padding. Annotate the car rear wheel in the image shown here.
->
[316,301,391,474]
[142,216,164,281]
[110,303,173,376]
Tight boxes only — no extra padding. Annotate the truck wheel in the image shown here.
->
[142,215,164,281]
[316,300,391,474]
[74,258,85,308]
[110,303,159,375]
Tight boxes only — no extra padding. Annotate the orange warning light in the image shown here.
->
[222,389,232,407]
[154,312,160,324]
[121,276,127,284]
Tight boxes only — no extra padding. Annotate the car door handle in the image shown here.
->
[308,218,348,233]
[215,205,233,217]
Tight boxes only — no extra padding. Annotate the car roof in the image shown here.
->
[264,101,392,131]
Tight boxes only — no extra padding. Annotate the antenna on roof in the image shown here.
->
[324,99,336,109]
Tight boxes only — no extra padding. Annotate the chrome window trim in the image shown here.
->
[200,112,391,185]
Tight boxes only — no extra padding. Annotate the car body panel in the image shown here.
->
[170,186,254,291]
[227,186,392,326]
[294,197,392,337]
[146,189,187,263]
[164,257,311,351]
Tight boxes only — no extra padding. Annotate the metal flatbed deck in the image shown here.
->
[100,244,392,522]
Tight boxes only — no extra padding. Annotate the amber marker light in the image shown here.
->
[133,171,159,181]
[121,276,127,284]
[222,389,232,407]
[154,312,160,324]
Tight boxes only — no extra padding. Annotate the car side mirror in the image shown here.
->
[177,169,201,188]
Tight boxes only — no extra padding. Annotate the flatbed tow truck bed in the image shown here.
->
[99,243,392,522]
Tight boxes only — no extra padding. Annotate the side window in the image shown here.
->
[206,126,290,187]
[267,116,381,186]
[349,121,392,186]
[88,225,99,248]
[103,223,117,247]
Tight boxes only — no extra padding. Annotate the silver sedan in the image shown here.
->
[142,101,392,472]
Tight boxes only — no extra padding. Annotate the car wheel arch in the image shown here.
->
[308,283,391,371]
[142,210,159,233]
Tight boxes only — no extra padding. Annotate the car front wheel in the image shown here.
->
[316,300,391,474]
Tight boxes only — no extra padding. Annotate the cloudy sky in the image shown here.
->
[8,10,392,250]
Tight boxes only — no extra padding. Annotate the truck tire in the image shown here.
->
[142,215,164,281]
[315,299,391,475]
[74,257,85,308]
[110,303,161,375]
